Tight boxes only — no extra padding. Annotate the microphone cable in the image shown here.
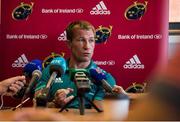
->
[0,92,6,110]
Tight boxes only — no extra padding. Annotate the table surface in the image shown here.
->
[0,93,146,121]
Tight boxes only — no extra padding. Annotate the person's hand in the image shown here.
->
[54,88,74,107]
[112,85,127,94]
[0,76,26,96]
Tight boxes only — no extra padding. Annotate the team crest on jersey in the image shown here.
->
[125,1,148,20]
[95,25,112,44]
[42,52,65,69]
[12,2,34,20]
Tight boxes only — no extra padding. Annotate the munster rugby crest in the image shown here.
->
[12,2,34,20]
[125,1,148,20]
[95,25,112,44]
[125,82,147,93]
[42,52,65,69]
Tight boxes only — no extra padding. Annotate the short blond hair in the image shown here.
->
[66,20,95,41]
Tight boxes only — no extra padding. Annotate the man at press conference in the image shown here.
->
[34,20,126,110]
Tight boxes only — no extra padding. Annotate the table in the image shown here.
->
[0,93,146,121]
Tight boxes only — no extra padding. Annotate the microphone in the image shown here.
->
[47,57,66,89]
[21,59,42,96]
[12,60,42,111]
[89,68,113,93]
[70,68,91,93]
[22,69,42,101]
[13,59,42,99]
[60,69,103,114]
[36,57,66,107]
[23,59,42,78]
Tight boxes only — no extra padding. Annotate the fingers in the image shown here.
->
[12,76,26,84]
[9,77,25,90]
[9,84,20,92]
[16,80,25,87]
[8,81,24,92]
[55,88,74,106]
[112,85,127,94]
[57,90,67,101]
[66,88,74,94]
[5,76,26,87]
[5,76,26,96]
[64,95,74,103]
[56,88,73,96]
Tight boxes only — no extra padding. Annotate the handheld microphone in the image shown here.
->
[36,57,66,107]
[23,59,42,78]
[12,60,42,111]
[22,70,42,101]
[20,59,42,99]
[89,68,113,93]
[13,59,42,99]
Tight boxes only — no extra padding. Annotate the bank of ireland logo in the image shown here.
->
[95,25,112,44]
[58,31,67,41]
[12,54,29,68]
[12,2,34,20]
[123,54,144,69]
[125,1,148,20]
[90,1,111,15]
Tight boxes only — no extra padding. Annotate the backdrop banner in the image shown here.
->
[1,0,168,95]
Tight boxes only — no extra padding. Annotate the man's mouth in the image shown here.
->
[83,53,90,56]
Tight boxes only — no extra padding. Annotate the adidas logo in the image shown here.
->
[123,54,144,69]
[90,1,111,15]
[55,77,63,83]
[12,54,29,68]
[58,31,67,41]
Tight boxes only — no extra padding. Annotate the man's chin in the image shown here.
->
[79,57,91,62]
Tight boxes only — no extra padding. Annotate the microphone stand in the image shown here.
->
[59,86,103,115]
[60,70,103,115]
[59,89,103,115]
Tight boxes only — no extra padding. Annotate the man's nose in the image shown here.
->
[83,40,90,49]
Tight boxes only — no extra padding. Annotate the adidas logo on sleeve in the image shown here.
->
[123,54,144,69]
[12,54,29,67]
[90,1,111,15]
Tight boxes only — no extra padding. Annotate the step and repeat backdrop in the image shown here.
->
[1,0,168,91]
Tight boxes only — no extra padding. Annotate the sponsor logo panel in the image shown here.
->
[58,31,67,41]
[90,1,111,15]
[94,60,115,66]
[123,54,144,69]
[12,54,29,68]
[6,34,48,40]
[41,8,84,14]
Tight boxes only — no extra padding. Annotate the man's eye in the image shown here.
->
[89,39,95,43]
[79,38,84,42]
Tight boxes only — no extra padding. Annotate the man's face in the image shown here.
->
[68,28,95,62]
